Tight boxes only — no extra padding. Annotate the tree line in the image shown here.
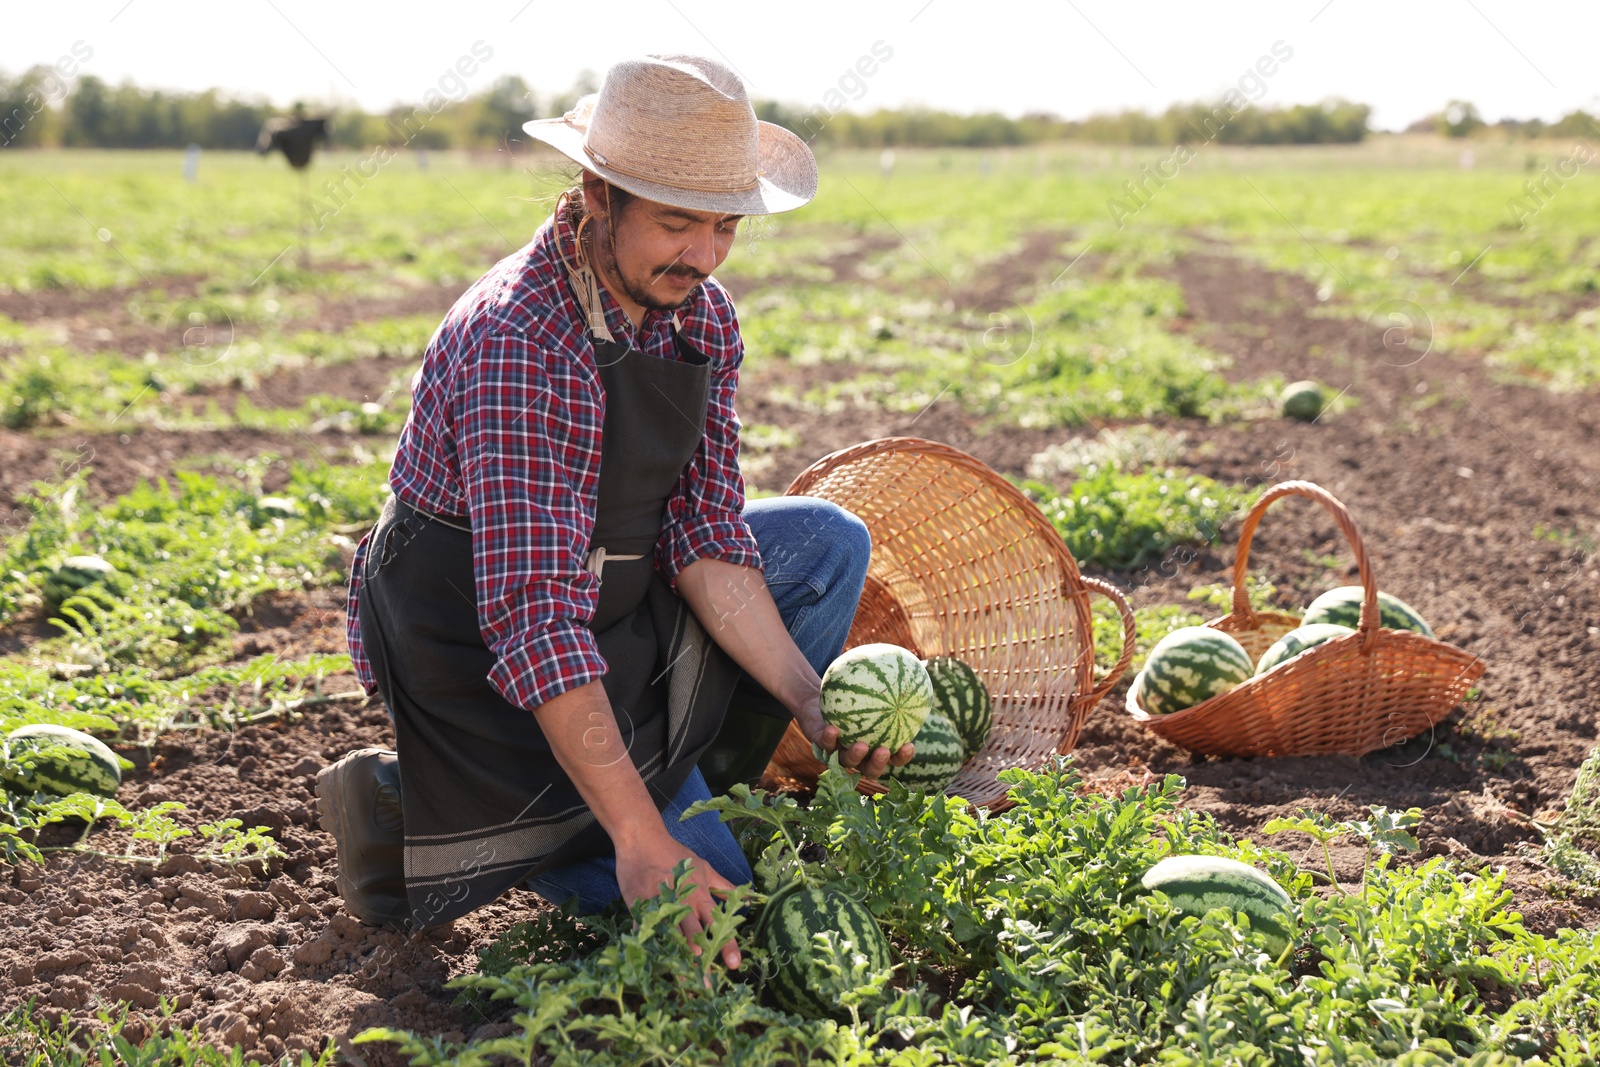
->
[2,65,1594,151]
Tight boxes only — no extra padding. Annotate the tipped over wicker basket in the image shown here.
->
[1129,480,1486,758]
[760,438,1135,811]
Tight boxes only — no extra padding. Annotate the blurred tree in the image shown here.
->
[1439,100,1484,138]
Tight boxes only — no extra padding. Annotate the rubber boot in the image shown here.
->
[314,747,411,929]
[699,674,795,796]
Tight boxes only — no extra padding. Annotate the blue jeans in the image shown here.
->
[525,496,871,914]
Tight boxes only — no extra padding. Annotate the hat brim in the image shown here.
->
[522,113,817,216]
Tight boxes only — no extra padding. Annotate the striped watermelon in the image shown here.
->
[754,881,893,1019]
[1302,586,1434,639]
[1255,623,1355,674]
[1141,854,1294,957]
[1280,380,1326,422]
[924,656,992,757]
[1133,627,1254,715]
[819,643,933,754]
[1,724,126,799]
[883,710,966,793]
[42,555,117,607]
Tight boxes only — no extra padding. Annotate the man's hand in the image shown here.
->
[792,689,914,782]
[616,825,741,970]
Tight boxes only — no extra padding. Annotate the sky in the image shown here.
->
[3,0,1596,132]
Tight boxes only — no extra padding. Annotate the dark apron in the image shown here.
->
[359,263,741,929]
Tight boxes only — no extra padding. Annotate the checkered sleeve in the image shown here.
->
[345,532,378,694]
[456,333,608,711]
[656,286,763,587]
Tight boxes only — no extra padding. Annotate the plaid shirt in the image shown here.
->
[345,208,761,711]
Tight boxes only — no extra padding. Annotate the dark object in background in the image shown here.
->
[256,116,328,169]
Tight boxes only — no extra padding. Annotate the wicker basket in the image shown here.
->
[1129,480,1486,758]
[760,437,1135,811]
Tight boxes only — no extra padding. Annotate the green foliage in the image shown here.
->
[1020,467,1257,570]
[0,999,335,1065]
[363,762,1600,1064]
[1264,806,1423,893]
[1542,744,1600,890]
[0,462,385,675]
[1093,599,1206,673]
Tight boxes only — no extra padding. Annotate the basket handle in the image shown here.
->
[1231,480,1381,652]
[1080,576,1136,704]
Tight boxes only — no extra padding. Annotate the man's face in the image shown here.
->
[596,187,742,312]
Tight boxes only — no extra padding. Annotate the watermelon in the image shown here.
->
[1,724,126,799]
[924,656,992,757]
[41,555,117,607]
[882,710,966,793]
[1281,380,1326,422]
[754,881,893,1019]
[1302,586,1434,639]
[254,495,300,522]
[819,643,933,754]
[1141,854,1295,957]
[1255,623,1356,675]
[1134,627,1254,715]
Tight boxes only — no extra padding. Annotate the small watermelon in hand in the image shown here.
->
[923,655,992,757]
[820,643,933,755]
[1302,586,1434,638]
[1255,623,1356,675]
[1141,854,1295,956]
[42,555,117,607]
[882,710,966,794]
[2,724,127,799]
[754,881,894,1019]
[1134,627,1255,715]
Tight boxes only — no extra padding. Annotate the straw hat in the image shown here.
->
[523,54,817,216]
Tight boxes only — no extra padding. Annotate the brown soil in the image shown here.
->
[3,237,1600,1055]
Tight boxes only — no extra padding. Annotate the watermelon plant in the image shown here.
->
[1020,466,1257,570]
[360,758,1600,1065]
[819,643,933,754]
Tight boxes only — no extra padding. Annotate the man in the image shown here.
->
[316,54,910,970]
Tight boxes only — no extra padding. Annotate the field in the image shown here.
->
[1,138,1599,1063]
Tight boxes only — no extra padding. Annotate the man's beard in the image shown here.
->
[593,230,707,311]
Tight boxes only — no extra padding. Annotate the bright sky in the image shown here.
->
[3,1,1596,132]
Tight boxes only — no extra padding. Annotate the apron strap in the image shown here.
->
[565,262,685,345]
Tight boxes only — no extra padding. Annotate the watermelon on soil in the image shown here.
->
[754,881,894,1019]
[1141,854,1295,956]
[254,495,300,522]
[883,710,966,794]
[1255,623,1356,675]
[923,655,992,757]
[1302,586,1434,639]
[1134,627,1255,715]
[41,554,117,607]
[1281,380,1326,422]
[1,723,126,798]
[820,643,933,754]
